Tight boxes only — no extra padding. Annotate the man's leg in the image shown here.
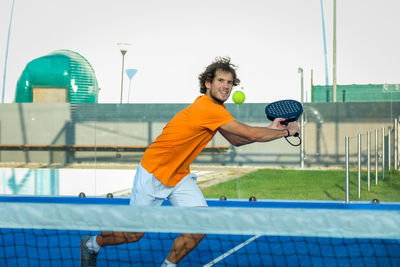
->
[166,233,206,264]
[81,163,163,266]
[96,231,145,246]
[80,232,145,267]
[163,174,208,265]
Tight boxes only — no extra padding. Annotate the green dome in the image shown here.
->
[15,49,99,103]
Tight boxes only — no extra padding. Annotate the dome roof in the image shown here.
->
[15,49,99,103]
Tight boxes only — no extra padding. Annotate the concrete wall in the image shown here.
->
[0,102,399,168]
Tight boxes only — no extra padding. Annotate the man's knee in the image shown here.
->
[123,232,145,242]
[183,233,205,243]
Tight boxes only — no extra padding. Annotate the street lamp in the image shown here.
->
[117,42,131,104]
[119,49,127,104]
[298,67,305,169]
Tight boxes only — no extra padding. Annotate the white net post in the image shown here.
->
[345,136,350,203]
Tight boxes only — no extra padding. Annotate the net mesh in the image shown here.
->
[1,200,399,267]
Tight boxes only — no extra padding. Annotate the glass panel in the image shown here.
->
[0,101,398,201]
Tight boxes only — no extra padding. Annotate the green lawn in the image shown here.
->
[202,168,400,202]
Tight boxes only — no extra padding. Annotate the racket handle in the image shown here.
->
[280,117,297,126]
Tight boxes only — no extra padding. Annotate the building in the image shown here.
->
[311,84,400,102]
[15,49,99,103]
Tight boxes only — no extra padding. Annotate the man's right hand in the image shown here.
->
[286,121,300,136]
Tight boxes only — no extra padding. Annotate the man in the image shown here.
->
[80,57,300,266]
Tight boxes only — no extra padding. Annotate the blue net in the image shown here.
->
[0,198,399,266]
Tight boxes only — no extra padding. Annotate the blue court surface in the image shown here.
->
[0,196,399,267]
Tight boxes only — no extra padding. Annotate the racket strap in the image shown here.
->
[285,136,301,147]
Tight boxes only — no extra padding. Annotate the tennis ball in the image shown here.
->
[232,91,245,104]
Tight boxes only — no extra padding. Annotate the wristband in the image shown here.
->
[285,129,290,137]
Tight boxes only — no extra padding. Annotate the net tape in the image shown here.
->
[1,203,399,239]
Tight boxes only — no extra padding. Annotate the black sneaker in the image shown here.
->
[80,236,98,267]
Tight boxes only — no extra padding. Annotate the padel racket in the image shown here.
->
[265,99,303,146]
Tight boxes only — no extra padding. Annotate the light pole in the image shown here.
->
[298,67,305,168]
[2,0,16,103]
[333,0,337,102]
[320,0,329,86]
[119,49,127,104]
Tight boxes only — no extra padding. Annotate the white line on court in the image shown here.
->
[203,234,262,267]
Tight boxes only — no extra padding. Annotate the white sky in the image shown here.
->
[0,0,399,104]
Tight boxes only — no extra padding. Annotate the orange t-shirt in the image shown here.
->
[141,95,235,187]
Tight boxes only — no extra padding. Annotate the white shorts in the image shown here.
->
[129,163,207,207]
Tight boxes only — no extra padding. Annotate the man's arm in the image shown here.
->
[218,119,299,147]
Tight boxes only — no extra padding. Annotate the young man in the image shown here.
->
[80,57,300,266]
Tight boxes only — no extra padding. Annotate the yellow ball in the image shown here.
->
[232,90,245,104]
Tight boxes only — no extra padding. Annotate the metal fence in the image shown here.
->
[344,118,399,203]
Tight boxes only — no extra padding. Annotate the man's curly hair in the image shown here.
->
[198,57,240,94]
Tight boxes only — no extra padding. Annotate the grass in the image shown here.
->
[201,168,400,202]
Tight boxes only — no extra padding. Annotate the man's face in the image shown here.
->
[205,70,234,104]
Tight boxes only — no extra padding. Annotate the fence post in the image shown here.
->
[395,118,398,170]
[388,127,391,171]
[382,127,385,180]
[345,136,350,203]
[375,129,378,185]
[367,131,371,191]
[358,134,361,199]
